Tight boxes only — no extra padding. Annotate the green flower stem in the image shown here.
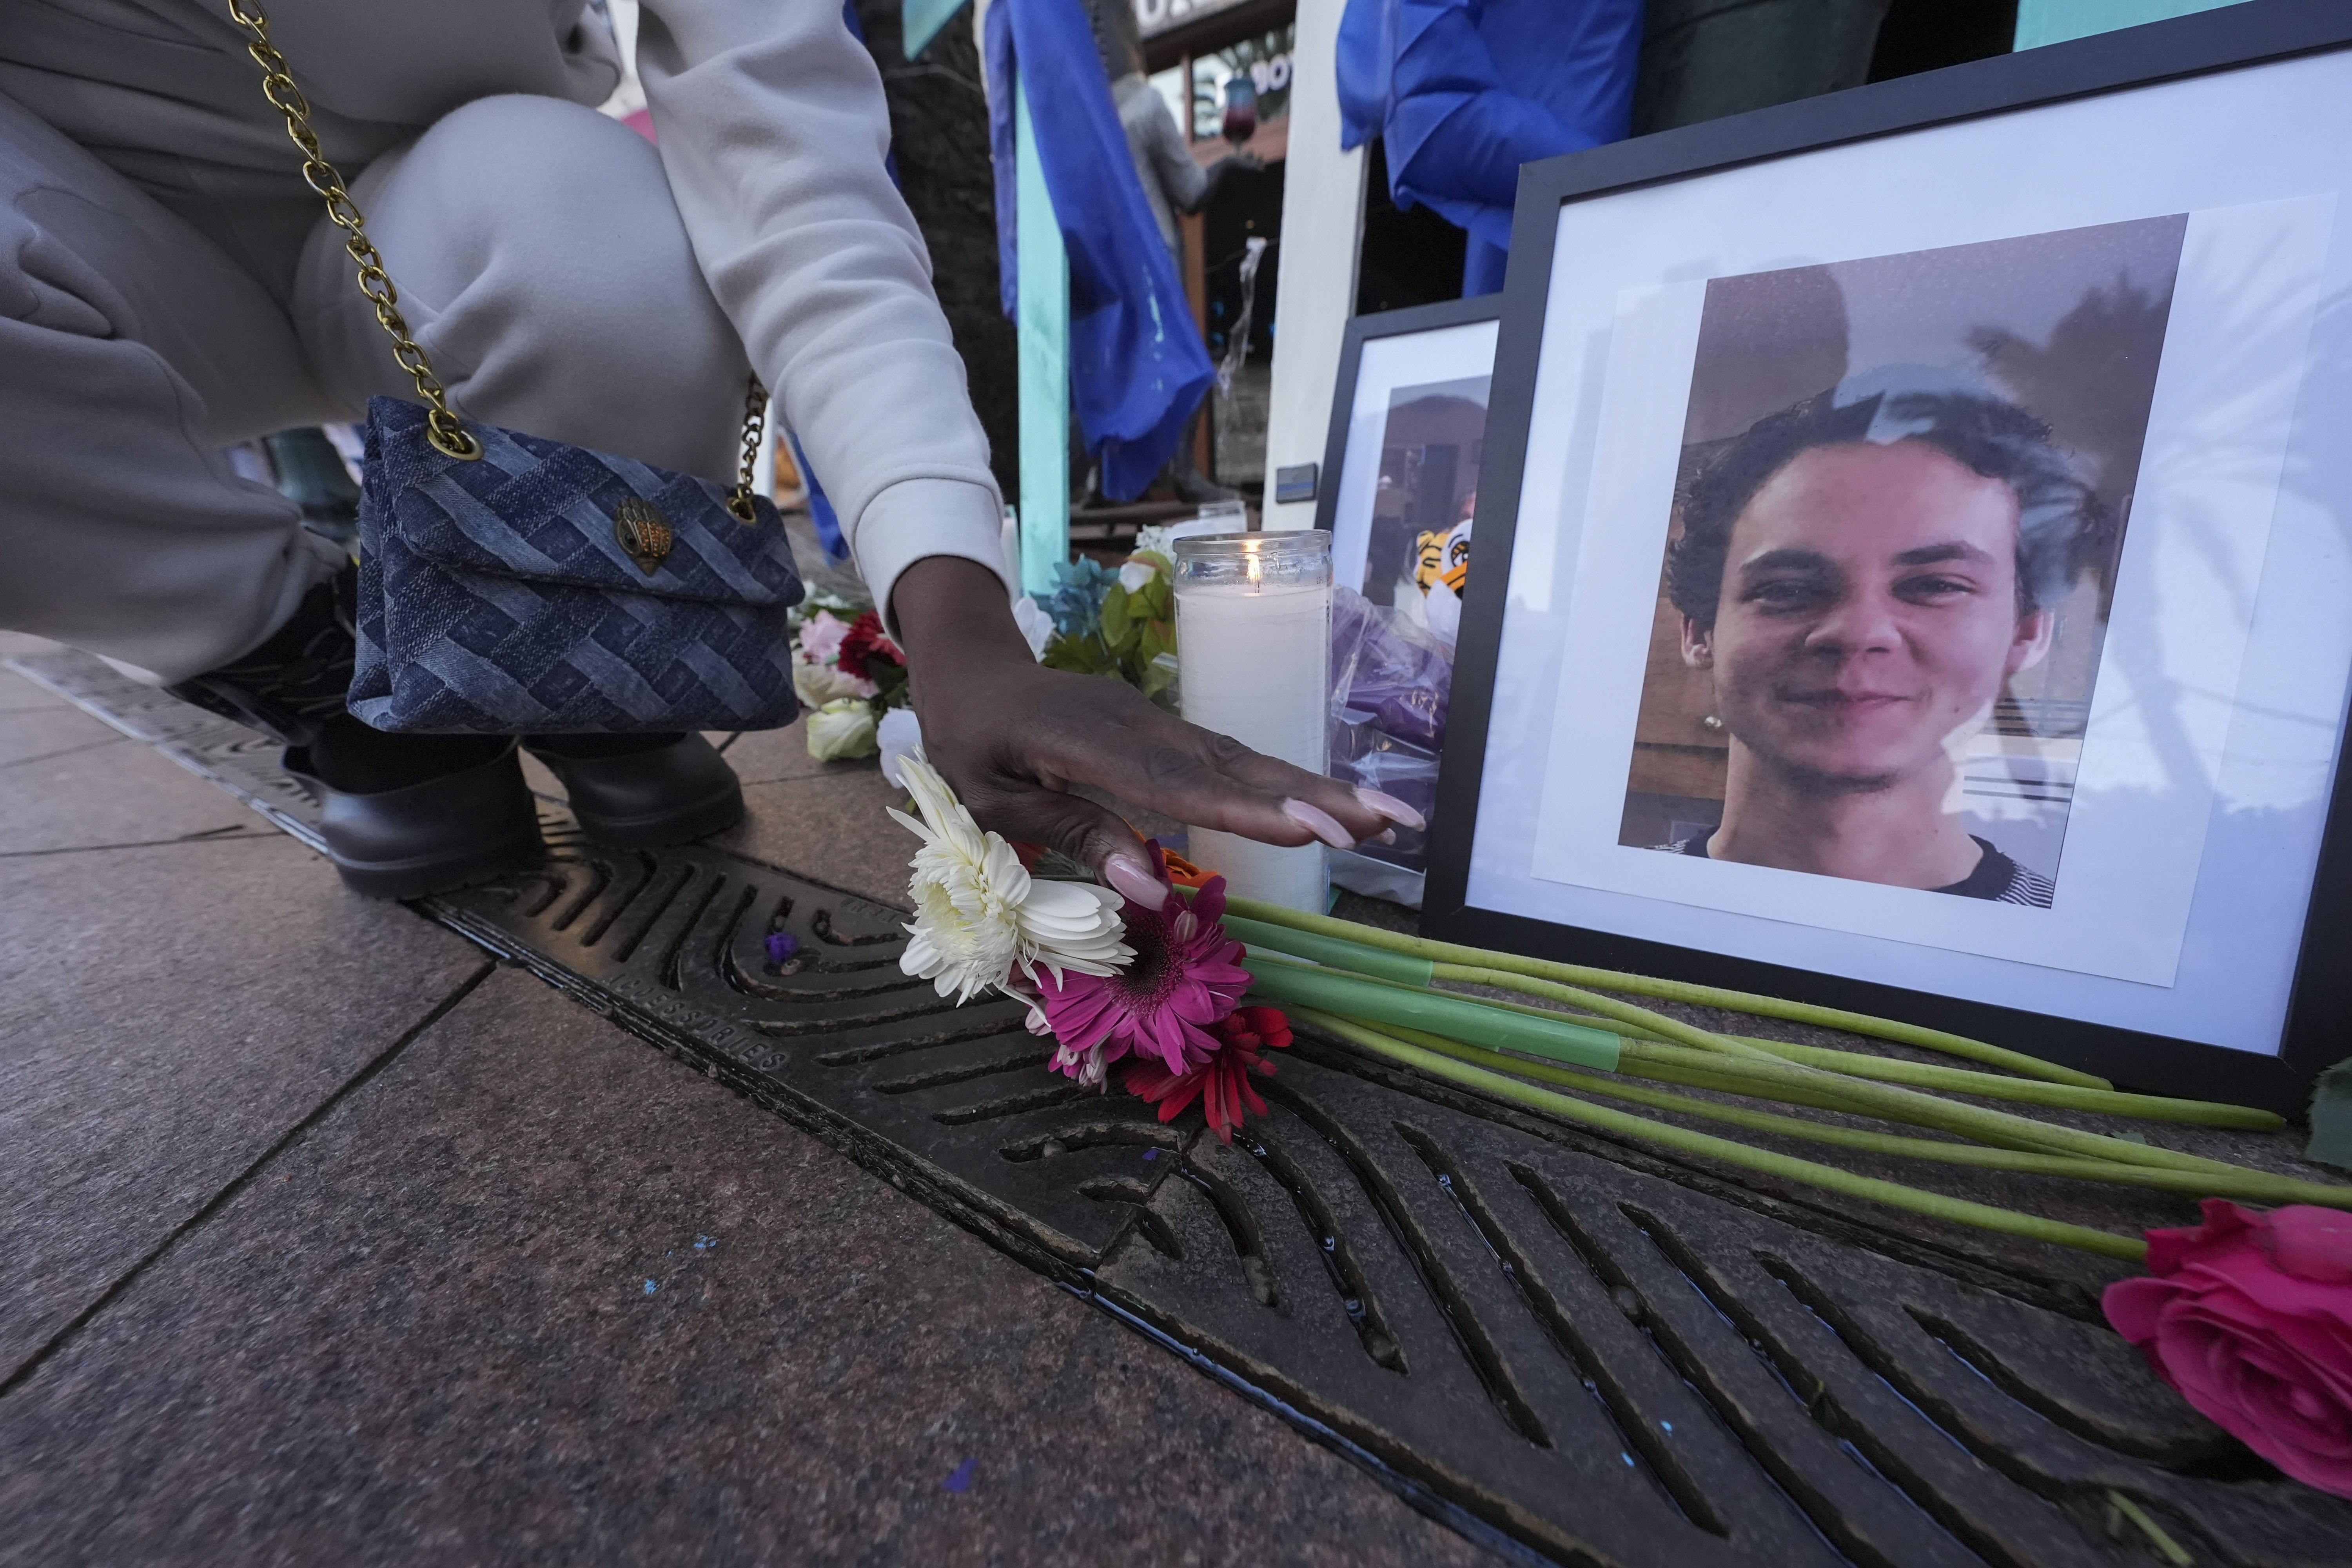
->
[1363,976,2049,1138]
[1374,1021,2352,1210]
[2104,1492,2195,1568]
[1376,1004,2121,1155]
[1248,950,2131,1158]
[1615,1038,2287,1182]
[1212,889,2110,1089]
[1423,964,2276,1127]
[1240,955,1621,1070]
[1718,1035,2281,1128]
[1222,914,1436,986]
[1415,966,2275,1128]
[1249,950,2328,1192]
[1283,1005,2147,1261]
[1603,1053,2079,1153]
[1434,962,1793,1063]
[1227,909,1766,1060]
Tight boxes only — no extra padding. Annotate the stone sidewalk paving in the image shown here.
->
[0,633,1484,1567]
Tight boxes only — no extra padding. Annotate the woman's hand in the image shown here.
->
[891,555,1421,906]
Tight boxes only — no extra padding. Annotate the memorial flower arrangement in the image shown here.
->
[889,758,1290,1142]
[1034,553,1181,708]
[789,600,909,762]
[1207,894,2352,1500]
[884,764,2352,1492]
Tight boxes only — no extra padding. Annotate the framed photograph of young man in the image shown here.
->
[1426,2,2352,1111]
[1312,297,1503,905]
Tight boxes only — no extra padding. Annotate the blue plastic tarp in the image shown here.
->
[984,0,1214,500]
[1336,0,1642,294]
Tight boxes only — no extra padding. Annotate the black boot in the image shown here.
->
[524,732,745,848]
[286,720,543,900]
[167,573,543,898]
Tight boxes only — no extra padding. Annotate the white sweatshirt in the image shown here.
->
[0,0,1009,624]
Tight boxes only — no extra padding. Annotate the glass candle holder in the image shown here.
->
[1174,530,1333,912]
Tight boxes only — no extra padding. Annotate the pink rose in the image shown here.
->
[798,609,854,664]
[2104,1200,2352,1497]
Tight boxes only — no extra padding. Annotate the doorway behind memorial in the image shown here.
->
[1129,4,1296,512]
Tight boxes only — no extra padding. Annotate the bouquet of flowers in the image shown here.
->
[1215,894,2352,1501]
[789,599,909,762]
[890,756,1290,1142]
[885,760,2352,1495]
[1034,553,1180,709]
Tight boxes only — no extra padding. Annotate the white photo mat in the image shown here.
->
[1328,318,1502,594]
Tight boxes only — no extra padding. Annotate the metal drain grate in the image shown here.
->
[16,648,2348,1567]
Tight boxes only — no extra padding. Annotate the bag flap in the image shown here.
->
[359,397,803,609]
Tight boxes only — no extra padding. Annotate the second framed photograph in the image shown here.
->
[1313,297,1502,905]
[1426,2,2352,1110]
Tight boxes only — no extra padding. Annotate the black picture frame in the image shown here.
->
[1312,294,1507,541]
[1423,0,2352,1116]
[1308,294,1504,904]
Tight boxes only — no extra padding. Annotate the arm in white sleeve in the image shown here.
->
[632,0,1009,629]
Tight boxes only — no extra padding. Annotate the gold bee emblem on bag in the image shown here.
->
[612,497,674,576]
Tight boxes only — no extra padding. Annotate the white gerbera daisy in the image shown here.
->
[888,755,1131,1004]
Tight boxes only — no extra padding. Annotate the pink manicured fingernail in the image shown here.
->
[1375,828,1397,846]
[1283,798,1356,850]
[1104,853,1169,907]
[1354,786,1426,831]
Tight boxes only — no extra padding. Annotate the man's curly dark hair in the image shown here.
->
[1666,375,2112,630]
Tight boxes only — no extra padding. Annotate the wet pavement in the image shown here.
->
[0,633,1486,1567]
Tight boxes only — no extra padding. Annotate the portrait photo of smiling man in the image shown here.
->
[1654,372,2106,906]
[1615,216,2184,908]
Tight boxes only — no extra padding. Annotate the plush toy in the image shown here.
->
[1414,512,1473,646]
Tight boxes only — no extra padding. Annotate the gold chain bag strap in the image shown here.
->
[223,0,807,734]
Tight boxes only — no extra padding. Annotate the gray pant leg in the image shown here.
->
[0,90,345,683]
[1,89,744,681]
[294,95,748,484]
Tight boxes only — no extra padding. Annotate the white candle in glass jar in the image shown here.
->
[1175,534,1332,912]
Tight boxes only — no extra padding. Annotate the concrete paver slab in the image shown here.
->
[0,725,261,855]
[0,966,1484,1568]
[0,665,71,713]
[708,768,916,906]
[0,704,133,769]
[707,722,862,788]
[0,833,490,1383]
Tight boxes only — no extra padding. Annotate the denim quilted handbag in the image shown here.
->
[229,0,801,736]
[348,398,802,733]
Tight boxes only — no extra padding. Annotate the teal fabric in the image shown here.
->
[2014,0,2242,50]
[984,0,1212,501]
[901,0,968,59]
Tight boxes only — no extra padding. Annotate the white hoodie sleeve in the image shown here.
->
[632,0,1010,630]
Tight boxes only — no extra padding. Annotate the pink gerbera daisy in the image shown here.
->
[1035,876,1251,1085]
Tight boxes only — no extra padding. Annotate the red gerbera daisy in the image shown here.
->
[1124,1006,1293,1143]
[835,610,904,682]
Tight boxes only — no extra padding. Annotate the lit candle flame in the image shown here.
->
[1244,537,1261,593]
